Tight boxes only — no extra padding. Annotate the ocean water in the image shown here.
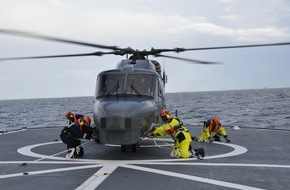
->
[0,88,290,132]
[166,88,290,130]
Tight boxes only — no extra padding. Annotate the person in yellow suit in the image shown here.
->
[147,109,205,159]
[197,116,230,143]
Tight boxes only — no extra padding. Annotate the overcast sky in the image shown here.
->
[0,0,290,100]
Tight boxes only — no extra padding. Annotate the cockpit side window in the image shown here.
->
[96,74,125,96]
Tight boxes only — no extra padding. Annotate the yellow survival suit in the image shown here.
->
[148,109,204,159]
[197,116,230,143]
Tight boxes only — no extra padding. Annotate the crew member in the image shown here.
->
[60,116,95,158]
[64,111,84,124]
[197,116,230,143]
[147,109,205,159]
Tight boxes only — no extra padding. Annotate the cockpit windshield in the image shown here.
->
[96,73,155,97]
[126,74,154,96]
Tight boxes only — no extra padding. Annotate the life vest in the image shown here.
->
[207,116,221,132]
[77,118,87,132]
[165,117,188,135]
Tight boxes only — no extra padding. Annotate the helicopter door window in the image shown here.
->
[96,74,125,96]
[126,74,155,96]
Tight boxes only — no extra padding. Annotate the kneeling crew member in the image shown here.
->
[147,109,205,159]
[60,116,95,158]
[197,116,230,143]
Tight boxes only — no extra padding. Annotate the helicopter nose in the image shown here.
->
[93,98,156,145]
[94,98,156,130]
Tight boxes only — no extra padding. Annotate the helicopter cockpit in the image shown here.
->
[96,73,156,97]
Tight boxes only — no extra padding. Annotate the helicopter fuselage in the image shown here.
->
[93,59,166,145]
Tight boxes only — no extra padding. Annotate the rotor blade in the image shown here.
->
[0,29,122,51]
[153,42,290,53]
[183,42,290,51]
[155,54,220,64]
[0,52,115,61]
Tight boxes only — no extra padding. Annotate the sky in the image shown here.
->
[0,0,290,100]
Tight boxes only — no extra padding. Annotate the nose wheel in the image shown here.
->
[121,144,139,152]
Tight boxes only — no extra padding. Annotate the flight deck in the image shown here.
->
[1,126,290,190]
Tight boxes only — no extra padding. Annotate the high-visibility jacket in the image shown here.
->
[152,117,192,158]
[153,117,191,144]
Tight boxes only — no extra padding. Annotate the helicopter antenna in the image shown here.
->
[162,61,167,86]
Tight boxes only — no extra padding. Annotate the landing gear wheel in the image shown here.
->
[132,144,137,152]
[121,145,126,152]
[121,144,139,152]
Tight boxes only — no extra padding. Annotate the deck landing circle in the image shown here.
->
[17,139,248,162]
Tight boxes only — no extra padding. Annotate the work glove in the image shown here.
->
[146,132,154,138]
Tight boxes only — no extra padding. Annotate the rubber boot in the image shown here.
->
[212,134,221,142]
[194,148,205,159]
[74,146,84,157]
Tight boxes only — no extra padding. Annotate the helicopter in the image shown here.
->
[1,29,290,152]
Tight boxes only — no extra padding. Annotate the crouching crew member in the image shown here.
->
[197,116,230,143]
[60,116,95,158]
[147,109,205,159]
[64,111,84,124]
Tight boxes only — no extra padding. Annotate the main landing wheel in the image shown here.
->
[121,144,139,152]
[121,145,126,152]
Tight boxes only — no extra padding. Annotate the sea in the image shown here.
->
[1,88,290,132]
